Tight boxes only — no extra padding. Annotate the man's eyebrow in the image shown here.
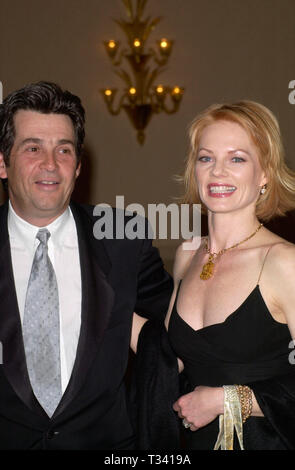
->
[57,139,76,147]
[17,138,42,150]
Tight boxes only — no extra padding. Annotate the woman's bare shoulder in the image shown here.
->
[268,239,295,261]
[262,226,295,251]
[262,230,295,279]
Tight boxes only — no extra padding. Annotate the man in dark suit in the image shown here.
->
[0,81,173,449]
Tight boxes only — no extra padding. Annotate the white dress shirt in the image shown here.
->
[8,203,82,393]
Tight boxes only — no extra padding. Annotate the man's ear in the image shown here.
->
[0,153,8,179]
[75,161,81,179]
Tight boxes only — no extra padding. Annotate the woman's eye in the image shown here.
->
[232,156,245,162]
[198,156,211,162]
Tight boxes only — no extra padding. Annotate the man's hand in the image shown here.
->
[173,385,224,431]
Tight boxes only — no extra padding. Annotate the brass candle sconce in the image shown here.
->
[101,0,184,145]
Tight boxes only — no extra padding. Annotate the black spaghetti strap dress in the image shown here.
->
[168,280,294,449]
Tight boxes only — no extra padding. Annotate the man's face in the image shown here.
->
[0,110,81,226]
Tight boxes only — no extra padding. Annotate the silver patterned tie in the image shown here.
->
[23,228,62,417]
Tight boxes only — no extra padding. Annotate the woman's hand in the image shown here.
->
[173,386,224,431]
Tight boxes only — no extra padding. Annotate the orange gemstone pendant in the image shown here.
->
[200,255,215,280]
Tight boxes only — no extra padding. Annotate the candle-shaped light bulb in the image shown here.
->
[100,88,117,106]
[171,86,184,102]
[108,40,116,49]
[127,87,137,103]
[133,38,141,48]
[104,39,120,59]
[156,85,164,94]
[158,38,172,56]
[160,39,168,49]
[154,85,167,104]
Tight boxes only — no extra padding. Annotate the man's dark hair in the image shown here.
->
[0,81,85,165]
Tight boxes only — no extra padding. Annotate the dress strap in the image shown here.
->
[257,245,274,285]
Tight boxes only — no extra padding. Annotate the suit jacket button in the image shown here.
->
[47,430,59,440]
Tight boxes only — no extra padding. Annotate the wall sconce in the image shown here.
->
[100,0,184,145]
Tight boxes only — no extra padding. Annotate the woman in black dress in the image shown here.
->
[132,100,295,450]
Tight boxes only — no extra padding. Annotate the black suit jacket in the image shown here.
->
[0,201,173,449]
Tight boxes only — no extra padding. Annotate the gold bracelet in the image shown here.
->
[214,385,244,450]
[236,385,253,423]
[236,385,247,422]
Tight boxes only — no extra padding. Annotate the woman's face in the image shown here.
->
[195,120,267,216]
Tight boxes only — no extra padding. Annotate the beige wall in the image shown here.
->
[1,0,295,270]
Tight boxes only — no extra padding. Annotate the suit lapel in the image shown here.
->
[53,202,114,417]
[0,203,48,419]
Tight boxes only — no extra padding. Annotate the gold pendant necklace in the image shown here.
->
[200,223,263,280]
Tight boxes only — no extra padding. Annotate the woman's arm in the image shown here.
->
[173,384,263,431]
[265,243,295,339]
